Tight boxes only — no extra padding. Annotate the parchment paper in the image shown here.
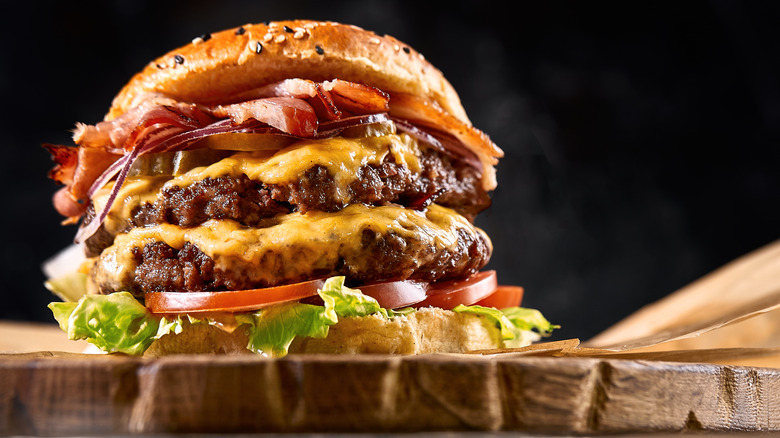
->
[498,239,780,367]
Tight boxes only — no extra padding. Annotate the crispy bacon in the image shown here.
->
[225,78,318,101]
[43,144,78,185]
[53,186,86,219]
[324,79,390,115]
[213,97,318,138]
[223,79,391,121]
[312,83,341,120]
[72,147,122,200]
[45,144,123,217]
[389,93,502,162]
[389,92,503,189]
[73,96,179,149]
[47,78,495,243]
[122,104,214,152]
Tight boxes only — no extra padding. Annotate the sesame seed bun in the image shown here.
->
[108,20,469,124]
[105,19,502,190]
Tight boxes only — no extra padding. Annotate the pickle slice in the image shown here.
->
[194,133,297,151]
[128,149,233,177]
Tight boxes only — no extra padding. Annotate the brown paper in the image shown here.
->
[579,238,780,367]
[460,239,780,368]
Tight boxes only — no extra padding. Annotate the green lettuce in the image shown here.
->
[48,292,161,355]
[453,304,559,348]
[47,276,558,357]
[237,277,385,356]
[44,271,88,303]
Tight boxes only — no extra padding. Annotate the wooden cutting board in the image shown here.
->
[2,350,779,435]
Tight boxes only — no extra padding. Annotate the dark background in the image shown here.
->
[1,1,778,342]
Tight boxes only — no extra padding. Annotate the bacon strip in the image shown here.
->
[43,144,78,185]
[225,78,318,101]
[53,187,86,219]
[72,146,123,200]
[389,93,503,189]
[312,83,341,120]
[73,96,178,149]
[47,78,496,242]
[324,79,390,115]
[223,79,392,121]
[213,97,318,138]
[44,144,120,217]
[122,105,214,152]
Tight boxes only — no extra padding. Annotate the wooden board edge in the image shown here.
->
[1,354,779,435]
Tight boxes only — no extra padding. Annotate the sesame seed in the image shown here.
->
[235,26,246,35]
[283,25,294,33]
[174,54,184,64]
[315,45,324,55]
[156,63,164,69]
[274,34,286,43]
[254,41,263,54]
[403,46,411,54]
[293,30,305,39]
[393,44,400,51]
[191,33,211,44]
[263,33,273,43]
[369,37,381,45]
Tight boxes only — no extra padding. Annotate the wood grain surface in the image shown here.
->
[1,353,779,435]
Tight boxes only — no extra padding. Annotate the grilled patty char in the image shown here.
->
[92,204,492,295]
[84,148,490,256]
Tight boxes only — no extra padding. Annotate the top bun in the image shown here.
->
[108,20,469,124]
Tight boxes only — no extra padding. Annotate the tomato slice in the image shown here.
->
[357,280,428,309]
[413,270,498,310]
[474,285,524,309]
[144,279,325,314]
[144,271,513,314]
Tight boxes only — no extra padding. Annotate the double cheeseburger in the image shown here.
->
[44,20,556,356]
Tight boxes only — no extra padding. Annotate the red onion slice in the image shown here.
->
[393,117,483,173]
[75,146,142,243]
[316,113,391,138]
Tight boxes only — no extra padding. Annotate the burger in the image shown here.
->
[43,20,556,357]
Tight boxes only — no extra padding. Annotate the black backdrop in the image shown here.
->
[1,1,778,342]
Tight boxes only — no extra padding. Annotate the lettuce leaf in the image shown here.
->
[501,307,559,336]
[47,276,558,356]
[237,302,335,357]
[44,271,87,303]
[48,292,161,355]
[453,304,559,348]
[238,276,387,357]
[319,276,383,317]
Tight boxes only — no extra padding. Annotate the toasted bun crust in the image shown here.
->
[108,20,468,124]
[143,308,503,357]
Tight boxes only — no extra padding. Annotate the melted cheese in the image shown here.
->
[92,133,422,235]
[171,134,421,194]
[93,204,487,291]
[92,177,167,236]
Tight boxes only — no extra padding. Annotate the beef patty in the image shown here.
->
[128,226,490,294]
[90,204,492,295]
[84,148,490,256]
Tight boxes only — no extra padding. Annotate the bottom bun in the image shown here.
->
[143,307,503,357]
